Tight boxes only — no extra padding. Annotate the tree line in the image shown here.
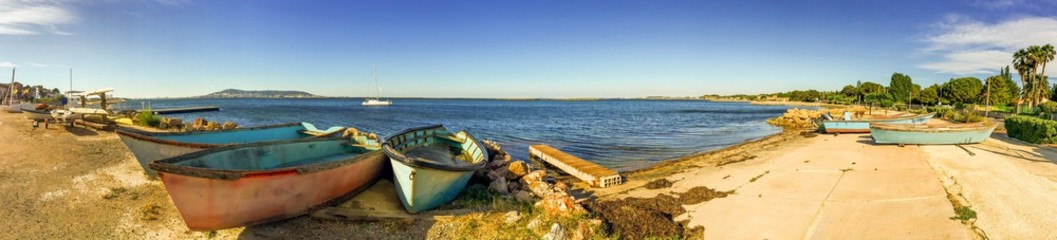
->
[719,44,1057,112]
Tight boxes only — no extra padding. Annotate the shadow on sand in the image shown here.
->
[64,126,99,136]
[236,179,438,239]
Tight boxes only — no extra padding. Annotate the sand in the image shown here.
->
[595,120,1057,239]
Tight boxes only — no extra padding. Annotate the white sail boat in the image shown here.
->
[362,64,392,106]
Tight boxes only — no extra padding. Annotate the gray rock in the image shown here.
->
[514,190,535,202]
[488,177,509,194]
[543,223,566,240]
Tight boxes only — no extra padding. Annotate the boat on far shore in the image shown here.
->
[382,125,488,213]
[149,138,387,230]
[116,122,346,177]
[820,112,935,133]
[869,121,1000,145]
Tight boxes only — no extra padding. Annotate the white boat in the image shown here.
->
[361,64,392,106]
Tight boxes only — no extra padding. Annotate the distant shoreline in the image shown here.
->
[126,97,715,102]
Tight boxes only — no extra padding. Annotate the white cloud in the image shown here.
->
[0,1,75,35]
[0,61,16,67]
[918,16,1057,75]
[920,50,1011,74]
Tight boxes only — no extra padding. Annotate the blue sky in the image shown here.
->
[2,0,1057,98]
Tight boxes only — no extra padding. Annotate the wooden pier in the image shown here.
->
[144,106,220,114]
[529,144,622,188]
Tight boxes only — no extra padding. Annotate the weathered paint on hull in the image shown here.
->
[158,150,387,231]
[822,113,934,133]
[116,123,318,177]
[870,126,997,145]
[390,158,475,213]
[118,134,202,177]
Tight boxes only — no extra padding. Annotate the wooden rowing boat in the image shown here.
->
[869,121,999,145]
[821,112,934,133]
[149,138,387,230]
[116,122,345,177]
[382,125,488,213]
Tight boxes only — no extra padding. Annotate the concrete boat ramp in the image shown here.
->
[599,130,1057,239]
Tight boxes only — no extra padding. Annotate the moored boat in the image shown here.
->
[869,121,999,145]
[117,122,346,177]
[821,112,934,133]
[149,138,387,230]
[382,125,488,213]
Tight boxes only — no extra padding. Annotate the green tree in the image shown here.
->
[888,73,916,103]
[840,85,858,97]
[918,84,941,105]
[1001,66,1021,102]
[984,75,1014,106]
[859,81,886,95]
[942,77,984,104]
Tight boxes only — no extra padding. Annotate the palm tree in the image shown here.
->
[1013,48,1035,109]
[1029,44,1056,108]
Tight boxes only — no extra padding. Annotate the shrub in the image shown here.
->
[1040,102,1057,114]
[1005,115,1057,144]
[135,107,161,127]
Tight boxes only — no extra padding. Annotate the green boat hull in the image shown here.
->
[870,123,997,145]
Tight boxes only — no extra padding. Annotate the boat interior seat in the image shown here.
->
[300,122,345,136]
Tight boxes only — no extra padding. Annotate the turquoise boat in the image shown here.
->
[148,138,387,230]
[870,121,999,145]
[117,122,347,177]
[381,125,488,213]
[821,112,934,133]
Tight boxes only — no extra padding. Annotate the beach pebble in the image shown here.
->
[222,121,237,130]
[503,211,521,224]
[505,161,528,179]
[543,223,566,240]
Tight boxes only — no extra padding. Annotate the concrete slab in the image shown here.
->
[681,195,822,240]
[807,197,971,239]
[828,168,947,201]
[734,170,843,201]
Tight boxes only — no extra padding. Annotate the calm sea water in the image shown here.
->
[128,98,791,171]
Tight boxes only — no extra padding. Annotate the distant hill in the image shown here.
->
[198,89,324,98]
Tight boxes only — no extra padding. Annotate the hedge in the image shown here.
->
[1005,115,1057,144]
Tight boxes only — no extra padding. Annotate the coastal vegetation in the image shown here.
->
[1005,115,1057,144]
[706,44,1056,116]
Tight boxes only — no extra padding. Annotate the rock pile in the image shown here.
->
[767,107,869,129]
[181,118,237,131]
[477,140,587,217]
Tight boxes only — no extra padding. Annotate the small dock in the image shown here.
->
[144,106,220,114]
[529,144,622,188]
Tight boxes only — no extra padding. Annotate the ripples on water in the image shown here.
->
[135,98,791,171]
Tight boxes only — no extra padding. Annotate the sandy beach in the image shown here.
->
[4,108,1057,239]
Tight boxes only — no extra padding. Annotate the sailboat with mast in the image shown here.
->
[362,64,392,106]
